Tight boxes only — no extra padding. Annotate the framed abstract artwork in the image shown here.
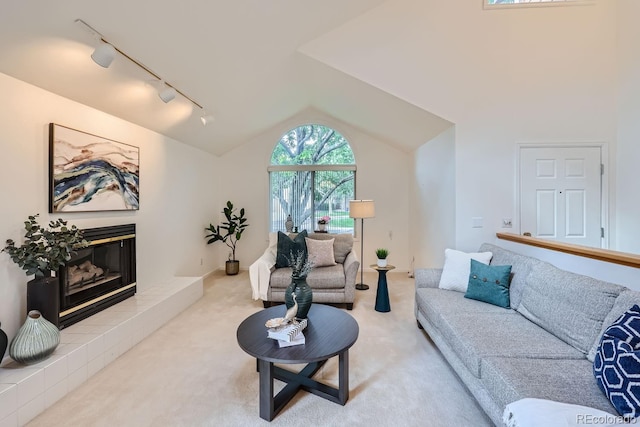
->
[49,123,140,212]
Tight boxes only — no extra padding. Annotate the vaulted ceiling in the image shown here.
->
[0,1,451,156]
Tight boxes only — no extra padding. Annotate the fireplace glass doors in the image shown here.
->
[58,224,136,328]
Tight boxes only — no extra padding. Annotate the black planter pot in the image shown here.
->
[27,276,60,328]
[0,322,7,359]
[226,260,240,275]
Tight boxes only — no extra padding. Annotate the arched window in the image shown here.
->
[269,124,356,234]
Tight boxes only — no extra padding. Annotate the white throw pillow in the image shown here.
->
[438,248,493,292]
[305,237,336,267]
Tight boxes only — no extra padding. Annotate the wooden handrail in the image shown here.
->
[496,233,640,269]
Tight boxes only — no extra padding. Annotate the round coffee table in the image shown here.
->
[237,304,359,421]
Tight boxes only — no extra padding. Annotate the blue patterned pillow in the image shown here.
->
[593,304,640,418]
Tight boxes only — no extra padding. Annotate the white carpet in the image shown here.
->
[27,271,492,427]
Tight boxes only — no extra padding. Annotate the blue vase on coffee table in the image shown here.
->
[285,276,313,319]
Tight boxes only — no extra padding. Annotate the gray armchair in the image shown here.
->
[249,232,359,310]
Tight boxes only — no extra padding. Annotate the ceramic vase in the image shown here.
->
[9,310,60,365]
[377,258,388,268]
[284,276,313,319]
[318,223,326,232]
[285,215,294,233]
[0,322,7,360]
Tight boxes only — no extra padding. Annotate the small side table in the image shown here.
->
[369,264,395,312]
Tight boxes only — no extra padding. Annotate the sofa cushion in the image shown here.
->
[516,264,623,355]
[307,233,353,264]
[588,289,640,362]
[437,311,583,378]
[416,287,511,334]
[593,304,640,418]
[269,264,346,290]
[482,357,616,417]
[275,230,308,268]
[438,248,493,293]
[305,237,336,267]
[464,259,512,308]
[479,243,542,309]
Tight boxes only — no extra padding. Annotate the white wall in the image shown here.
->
[410,126,456,268]
[495,238,640,291]
[0,72,219,347]
[299,0,622,256]
[615,0,640,254]
[219,107,412,273]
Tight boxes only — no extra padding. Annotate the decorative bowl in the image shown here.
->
[265,317,289,329]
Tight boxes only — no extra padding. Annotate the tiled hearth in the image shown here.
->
[0,276,203,426]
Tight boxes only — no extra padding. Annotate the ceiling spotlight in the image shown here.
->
[91,41,116,68]
[200,110,214,126]
[158,85,177,103]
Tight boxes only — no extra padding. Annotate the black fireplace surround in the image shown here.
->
[57,224,136,329]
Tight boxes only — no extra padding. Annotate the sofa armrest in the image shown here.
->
[343,251,360,302]
[415,268,443,289]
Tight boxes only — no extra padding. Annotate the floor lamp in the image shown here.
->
[349,200,375,291]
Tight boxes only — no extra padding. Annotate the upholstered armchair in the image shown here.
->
[249,232,359,310]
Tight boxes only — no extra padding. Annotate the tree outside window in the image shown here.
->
[269,124,356,234]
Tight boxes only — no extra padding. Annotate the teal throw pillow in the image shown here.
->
[464,259,512,308]
[275,230,308,268]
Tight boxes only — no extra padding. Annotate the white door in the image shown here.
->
[520,146,602,247]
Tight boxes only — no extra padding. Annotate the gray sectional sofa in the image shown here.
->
[414,243,638,426]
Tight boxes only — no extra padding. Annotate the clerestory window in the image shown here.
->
[269,124,356,234]
[485,0,585,7]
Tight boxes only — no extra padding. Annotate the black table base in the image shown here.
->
[258,350,349,421]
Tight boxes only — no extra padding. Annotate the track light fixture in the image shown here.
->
[200,110,214,126]
[75,18,211,124]
[91,41,116,68]
[158,84,177,103]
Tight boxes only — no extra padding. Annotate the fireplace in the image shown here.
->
[58,224,136,329]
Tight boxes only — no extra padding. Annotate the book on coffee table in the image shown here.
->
[267,318,308,342]
[277,332,305,348]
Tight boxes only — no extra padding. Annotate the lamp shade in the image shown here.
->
[91,42,116,68]
[349,200,375,219]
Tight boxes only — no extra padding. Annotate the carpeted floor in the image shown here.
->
[27,270,492,427]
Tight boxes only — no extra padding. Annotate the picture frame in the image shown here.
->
[49,123,140,212]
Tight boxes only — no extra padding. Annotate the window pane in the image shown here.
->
[314,170,355,234]
[270,170,355,233]
[270,170,313,232]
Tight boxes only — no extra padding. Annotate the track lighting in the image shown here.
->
[76,18,213,125]
[158,85,177,103]
[200,110,214,126]
[91,41,116,68]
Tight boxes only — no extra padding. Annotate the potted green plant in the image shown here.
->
[2,214,87,326]
[205,201,249,275]
[375,248,389,268]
